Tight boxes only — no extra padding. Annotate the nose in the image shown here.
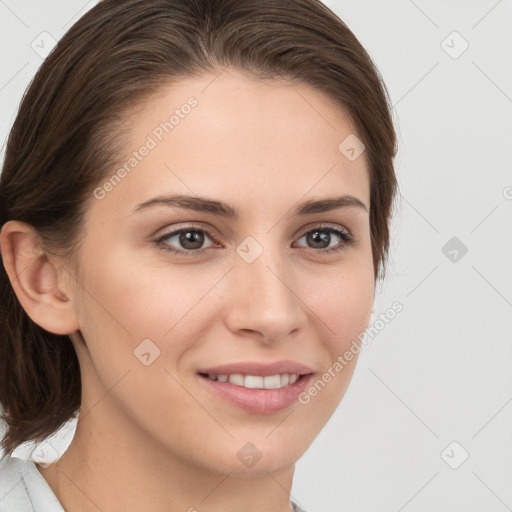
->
[223,242,307,343]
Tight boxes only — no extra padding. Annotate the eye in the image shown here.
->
[294,224,354,254]
[154,225,217,257]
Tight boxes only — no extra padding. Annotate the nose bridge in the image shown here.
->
[239,230,289,290]
[227,234,305,337]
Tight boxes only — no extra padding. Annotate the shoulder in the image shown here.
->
[0,455,64,512]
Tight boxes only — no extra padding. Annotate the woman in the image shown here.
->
[0,0,397,510]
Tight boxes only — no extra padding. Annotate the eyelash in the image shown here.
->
[154,223,355,257]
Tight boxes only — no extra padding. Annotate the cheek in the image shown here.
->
[295,272,373,414]
[72,250,199,427]
[76,240,169,333]
[307,261,374,341]
[74,242,208,376]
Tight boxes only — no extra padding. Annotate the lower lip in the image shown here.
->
[197,373,314,414]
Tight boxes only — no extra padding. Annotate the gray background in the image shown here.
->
[1,1,511,511]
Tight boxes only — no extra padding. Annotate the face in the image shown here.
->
[67,68,374,475]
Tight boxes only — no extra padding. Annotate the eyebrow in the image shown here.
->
[130,193,368,218]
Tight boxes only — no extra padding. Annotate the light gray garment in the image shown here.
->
[0,455,64,511]
[0,455,308,512]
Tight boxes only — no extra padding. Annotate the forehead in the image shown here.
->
[92,69,370,220]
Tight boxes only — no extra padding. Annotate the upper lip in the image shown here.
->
[197,359,314,377]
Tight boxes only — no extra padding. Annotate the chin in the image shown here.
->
[181,436,304,477]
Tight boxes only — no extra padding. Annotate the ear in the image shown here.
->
[0,220,80,335]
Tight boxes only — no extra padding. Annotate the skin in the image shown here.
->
[0,68,374,512]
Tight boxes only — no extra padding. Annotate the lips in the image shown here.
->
[197,371,314,414]
[196,359,314,377]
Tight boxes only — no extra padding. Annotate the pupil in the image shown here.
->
[180,230,204,250]
[308,230,330,249]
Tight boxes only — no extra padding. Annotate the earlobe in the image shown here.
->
[0,220,80,335]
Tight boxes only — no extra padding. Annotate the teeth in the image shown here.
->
[228,373,244,386]
[245,375,265,389]
[205,373,301,389]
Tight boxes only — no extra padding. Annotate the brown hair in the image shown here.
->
[0,0,397,455]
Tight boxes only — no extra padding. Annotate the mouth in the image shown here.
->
[195,361,314,414]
